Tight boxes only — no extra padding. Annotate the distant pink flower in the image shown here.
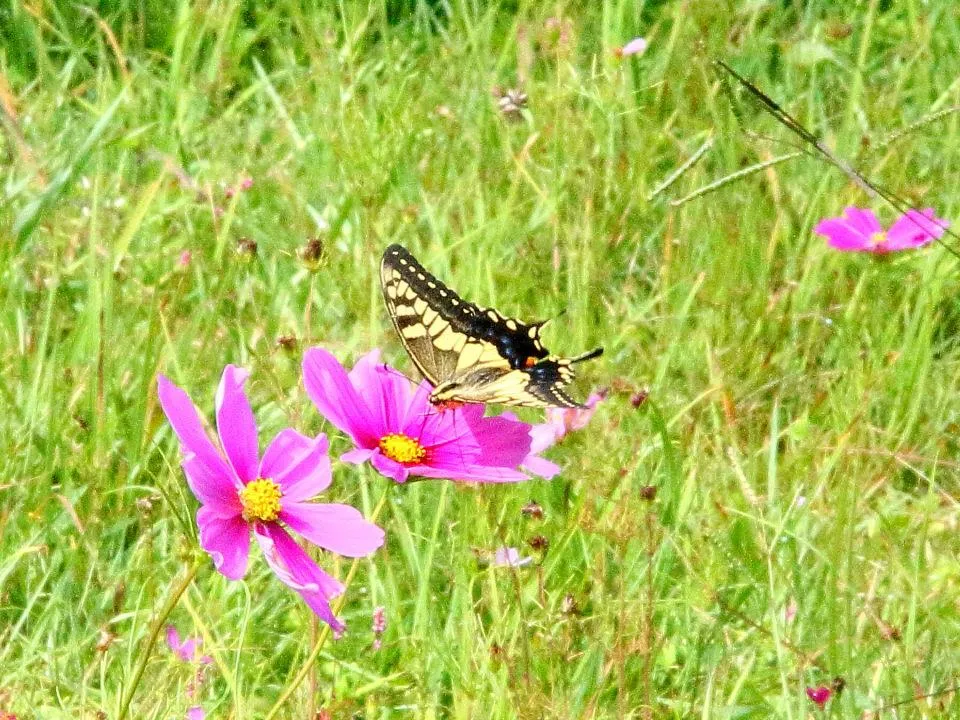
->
[186,707,205,720]
[158,366,385,633]
[615,37,647,58]
[166,625,212,665]
[372,606,386,650]
[523,391,604,475]
[493,547,533,567]
[806,686,831,708]
[814,206,947,253]
[545,391,604,441]
[302,348,555,484]
[784,598,798,624]
[178,250,192,269]
[240,176,254,191]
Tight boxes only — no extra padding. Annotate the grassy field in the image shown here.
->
[3,1,960,718]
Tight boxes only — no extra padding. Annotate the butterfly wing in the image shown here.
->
[439,358,586,408]
[380,244,547,382]
[380,244,602,408]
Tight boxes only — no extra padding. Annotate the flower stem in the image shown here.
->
[117,559,201,720]
[264,489,389,719]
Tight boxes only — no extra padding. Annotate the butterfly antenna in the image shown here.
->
[713,59,960,261]
[571,347,603,364]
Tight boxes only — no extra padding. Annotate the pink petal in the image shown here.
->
[528,423,560,454]
[620,37,648,57]
[347,350,410,434]
[158,375,239,513]
[468,414,532,468]
[215,366,260,484]
[182,455,243,518]
[340,447,375,465]
[165,625,184,655]
[254,524,345,632]
[260,429,331,501]
[813,218,871,251]
[303,348,381,449]
[805,686,831,707]
[400,381,436,430]
[522,454,561,479]
[840,206,882,235]
[370,450,410,483]
[186,707,206,720]
[281,502,386,557]
[166,625,201,662]
[884,208,947,250]
[197,506,250,580]
[493,547,533,567]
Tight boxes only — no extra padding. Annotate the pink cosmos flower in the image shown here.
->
[814,206,947,253]
[805,686,831,708]
[615,37,648,58]
[545,391,604,441]
[302,348,556,484]
[166,625,212,665]
[523,391,603,475]
[372,606,386,650]
[157,366,385,633]
[186,707,205,720]
[492,547,533,567]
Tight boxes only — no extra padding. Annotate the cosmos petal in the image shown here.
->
[197,506,250,580]
[303,348,381,448]
[215,365,260,484]
[281,503,386,557]
[260,429,332,500]
[254,523,345,633]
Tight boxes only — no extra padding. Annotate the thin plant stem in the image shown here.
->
[117,559,202,720]
[264,488,390,719]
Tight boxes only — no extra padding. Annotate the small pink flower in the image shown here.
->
[806,686,831,708]
[615,37,648,58]
[240,176,254,191]
[492,547,533,567]
[372,606,386,650]
[178,250,193,269]
[158,366,386,633]
[545,391,604,440]
[814,206,947,253]
[166,625,212,665]
[302,348,556,484]
[186,707,205,720]
[523,391,604,472]
[784,598,798,624]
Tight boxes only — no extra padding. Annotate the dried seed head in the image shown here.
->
[276,334,298,352]
[497,88,528,118]
[528,535,549,553]
[520,501,544,520]
[298,237,325,271]
[236,237,258,257]
[561,593,580,616]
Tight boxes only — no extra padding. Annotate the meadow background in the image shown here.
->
[3,0,960,717]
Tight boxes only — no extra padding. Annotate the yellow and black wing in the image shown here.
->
[380,243,601,408]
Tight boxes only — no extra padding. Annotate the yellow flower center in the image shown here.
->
[239,478,282,522]
[379,433,426,464]
[869,231,886,246]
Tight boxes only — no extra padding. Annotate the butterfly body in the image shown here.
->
[380,244,602,409]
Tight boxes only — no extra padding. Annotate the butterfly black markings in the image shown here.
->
[714,59,959,260]
[380,244,603,409]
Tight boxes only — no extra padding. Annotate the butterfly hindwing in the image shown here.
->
[380,244,601,408]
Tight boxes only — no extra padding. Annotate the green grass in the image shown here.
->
[3,1,960,717]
